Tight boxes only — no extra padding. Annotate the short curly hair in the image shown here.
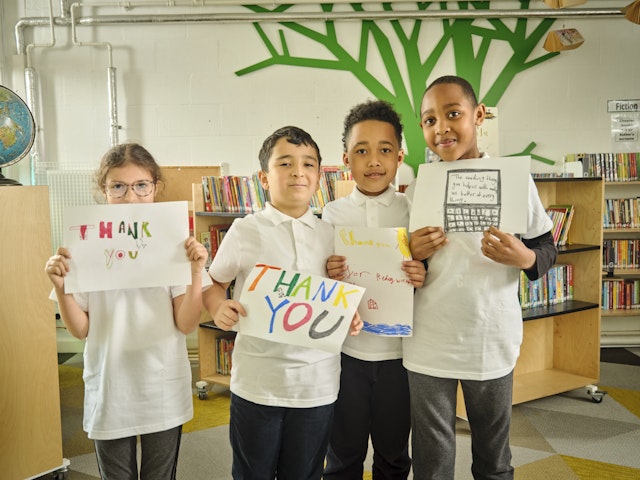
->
[258,126,322,172]
[424,75,478,108]
[342,100,403,151]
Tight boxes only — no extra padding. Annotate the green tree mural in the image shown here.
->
[236,1,560,173]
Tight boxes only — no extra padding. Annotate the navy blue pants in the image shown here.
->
[229,393,334,480]
[324,354,411,480]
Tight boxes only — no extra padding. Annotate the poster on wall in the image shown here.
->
[62,201,192,293]
[608,99,640,153]
[237,263,366,353]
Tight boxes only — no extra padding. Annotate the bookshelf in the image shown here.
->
[602,180,640,346]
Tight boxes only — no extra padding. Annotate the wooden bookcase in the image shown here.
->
[601,180,640,346]
[192,182,242,387]
[514,177,602,404]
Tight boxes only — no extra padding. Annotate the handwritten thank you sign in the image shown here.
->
[63,201,191,293]
[238,263,366,353]
[335,227,414,336]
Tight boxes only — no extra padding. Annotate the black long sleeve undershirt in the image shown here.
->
[521,231,557,281]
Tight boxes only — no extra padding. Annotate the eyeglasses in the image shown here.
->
[105,180,155,198]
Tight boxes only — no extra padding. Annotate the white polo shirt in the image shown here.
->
[209,202,340,408]
[403,174,553,381]
[322,185,411,361]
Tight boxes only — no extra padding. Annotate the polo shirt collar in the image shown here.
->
[350,185,396,207]
[263,202,317,228]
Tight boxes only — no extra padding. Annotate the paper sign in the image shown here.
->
[409,156,530,234]
[63,201,192,293]
[335,226,413,336]
[237,263,366,354]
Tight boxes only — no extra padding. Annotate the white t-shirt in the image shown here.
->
[403,170,553,381]
[61,273,212,440]
[208,203,340,408]
[322,185,411,361]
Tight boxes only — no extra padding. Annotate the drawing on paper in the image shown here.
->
[444,169,501,233]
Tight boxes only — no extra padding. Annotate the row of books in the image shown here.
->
[602,278,640,311]
[546,204,575,246]
[602,239,640,270]
[519,264,574,309]
[200,223,232,267]
[202,174,268,214]
[201,166,352,214]
[604,197,640,229]
[568,152,640,181]
[215,334,235,375]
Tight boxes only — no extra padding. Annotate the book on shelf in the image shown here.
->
[603,239,640,269]
[215,333,235,376]
[566,152,639,181]
[602,278,640,310]
[519,264,573,309]
[201,166,351,214]
[604,198,640,229]
[545,204,575,246]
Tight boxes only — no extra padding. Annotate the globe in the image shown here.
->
[0,85,35,184]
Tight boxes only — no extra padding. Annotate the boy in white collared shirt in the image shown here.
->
[205,126,362,480]
[322,101,426,480]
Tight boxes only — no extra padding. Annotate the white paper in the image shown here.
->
[63,201,191,293]
[334,226,413,336]
[237,263,366,354]
[409,156,531,234]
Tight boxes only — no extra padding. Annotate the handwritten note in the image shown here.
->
[63,201,191,293]
[237,263,366,353]
[409,156,530,234]
[335,227,413,336]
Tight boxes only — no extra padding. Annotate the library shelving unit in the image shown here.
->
[513,177,603,404]
[192,182,241,388]
[601,180,640,347]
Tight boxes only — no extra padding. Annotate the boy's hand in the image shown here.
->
[213,299,247,331]
[185,236,208,273]
[349,310,363,336]
[409,226,448,261]
[327,255,347,280]
[481,226,536,269]
[45,247,71,290]
[402,259,427,288]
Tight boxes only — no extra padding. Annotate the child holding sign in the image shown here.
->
[322,100,426,480]
[44,143,212,480]
[405,76,557,479]
[206,126,363,480]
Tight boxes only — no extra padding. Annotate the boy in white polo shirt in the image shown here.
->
[205,125,362,480]
[322,100,426,480]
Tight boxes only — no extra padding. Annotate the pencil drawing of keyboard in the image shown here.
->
[444,169,501,232]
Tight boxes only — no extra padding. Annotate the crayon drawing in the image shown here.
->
[238,263,366,354]
[335,227,414,336]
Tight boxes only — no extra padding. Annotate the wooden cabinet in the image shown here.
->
[601,180,640,346]
[0,186,67,479]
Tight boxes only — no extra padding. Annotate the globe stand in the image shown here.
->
[0,172,22,186]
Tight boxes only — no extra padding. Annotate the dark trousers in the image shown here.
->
[229,393,334,480]
[324,354,411,480]
[94,425,182,480]
[408,370,514,480]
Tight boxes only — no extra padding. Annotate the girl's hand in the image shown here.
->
[349,310,363,336]
[481,226,536,269]
[213,299,246,331]
[185,236,208,273]
[326,255,347,280]
[402,259,427,288]
[409,226,448,261]
[45,247,71,290]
